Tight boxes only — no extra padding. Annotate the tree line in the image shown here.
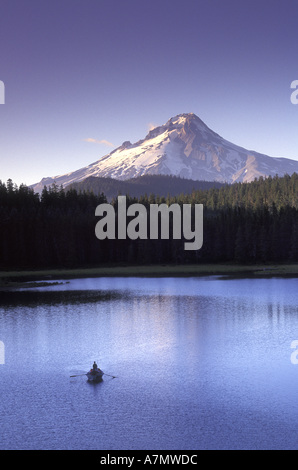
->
[67,174,224,200]
[0,174,297,269]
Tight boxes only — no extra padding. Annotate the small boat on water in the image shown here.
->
[86,361,104,382]
[70,361,116,381]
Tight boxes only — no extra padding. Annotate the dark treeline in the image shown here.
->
[67,174,225,201]
[0,180,106,269]
[0,174,298,269]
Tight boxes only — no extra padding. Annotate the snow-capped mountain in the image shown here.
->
[31,113,298,192]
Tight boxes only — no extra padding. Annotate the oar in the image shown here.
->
[103,372,117,379]
[70,371,117,378]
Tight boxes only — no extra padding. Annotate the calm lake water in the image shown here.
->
[1,276,298,450]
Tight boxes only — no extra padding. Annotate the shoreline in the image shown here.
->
[1,263,298,289]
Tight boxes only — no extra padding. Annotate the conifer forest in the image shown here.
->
[0,173,298,269]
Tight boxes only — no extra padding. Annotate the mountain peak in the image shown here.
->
[31,112,298,193]
[167,112,196,122]
[167,112,205,124]
[144,112,208,142]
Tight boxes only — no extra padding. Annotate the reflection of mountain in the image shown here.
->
[31,112,298,193]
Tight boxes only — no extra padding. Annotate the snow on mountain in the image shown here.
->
[31,113,298,193]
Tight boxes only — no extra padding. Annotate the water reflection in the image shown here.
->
[0,289,123,307]
[1,276,298,449]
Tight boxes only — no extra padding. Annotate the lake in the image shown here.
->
[1,276,298,450]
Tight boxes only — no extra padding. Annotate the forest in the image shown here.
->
[67,174,224,200]
[0,173,298,269]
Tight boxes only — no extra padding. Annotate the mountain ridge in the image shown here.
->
[31,112,298,193]
[66,174,225,200]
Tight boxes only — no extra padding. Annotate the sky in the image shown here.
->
[0,0,298,187]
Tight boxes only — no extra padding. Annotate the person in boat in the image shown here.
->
[92,361,103,375]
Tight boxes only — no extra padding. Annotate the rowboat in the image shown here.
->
[70,362,116,381]
[87,367,104,382]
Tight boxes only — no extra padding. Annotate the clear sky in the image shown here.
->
[1,0,298,187]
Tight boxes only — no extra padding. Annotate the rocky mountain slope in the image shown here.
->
[31,113,298,193]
